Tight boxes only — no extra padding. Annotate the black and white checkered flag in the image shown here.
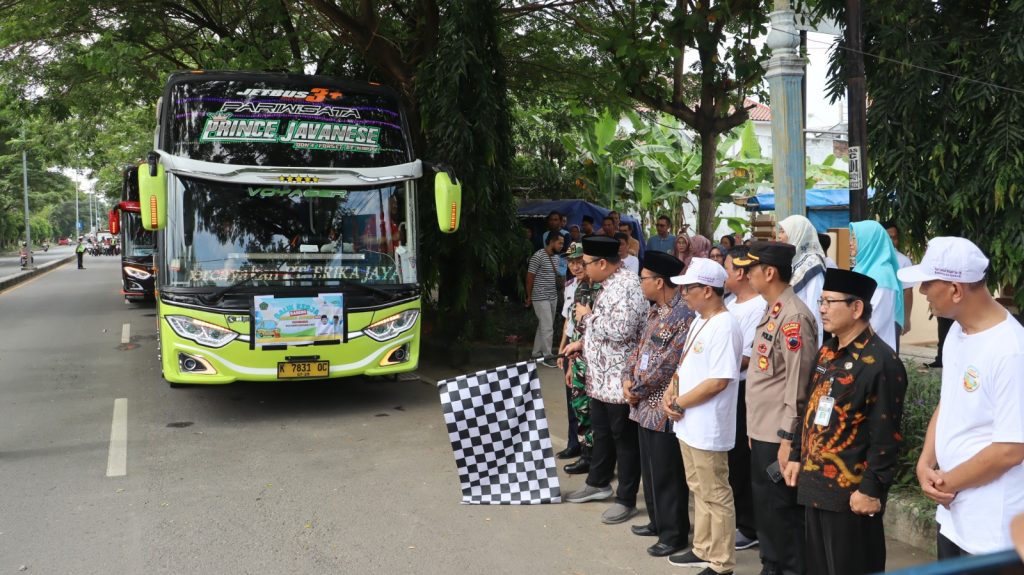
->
[437,360,562,505]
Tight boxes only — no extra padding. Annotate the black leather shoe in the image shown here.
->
[563,457,590,474]
[631,523,657,536]
[556,445,581,460]
[647,542,685,557]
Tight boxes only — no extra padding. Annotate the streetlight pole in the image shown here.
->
[75,184,80,238]
[846,0,869,221]
[21,126,34,270]
[765,0,807,222]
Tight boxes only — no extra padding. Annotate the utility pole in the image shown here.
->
[21,126,34,270]
[765,0,806,222]
[846,0,869,221]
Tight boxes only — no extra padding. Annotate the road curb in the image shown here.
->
[885,493,937,555]
[0,255,76,293]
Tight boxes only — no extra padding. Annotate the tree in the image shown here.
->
[812,0,1024,303]
[536,0,773,237]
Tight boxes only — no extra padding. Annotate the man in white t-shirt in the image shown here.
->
[616,232,640,274]
[723,246,767,552]
[899,237,1024,558]
[663,258,744,575]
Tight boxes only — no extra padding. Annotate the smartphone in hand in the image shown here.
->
[766,460,784,484]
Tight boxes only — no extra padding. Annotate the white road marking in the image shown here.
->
[121,323,131,344]
[106,398,127,477]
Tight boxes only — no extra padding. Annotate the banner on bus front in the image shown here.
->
[252,293,345,347]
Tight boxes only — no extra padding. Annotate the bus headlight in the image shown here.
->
[364,310,419,342]
[166,315,238,348]
[124,266,152,280]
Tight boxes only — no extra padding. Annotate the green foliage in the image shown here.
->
[809,0,1024,305]
[893,361,941,492]
[416,0,525,341]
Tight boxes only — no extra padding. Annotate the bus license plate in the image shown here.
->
[277,361,329,379]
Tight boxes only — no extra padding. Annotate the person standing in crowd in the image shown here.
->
[724,246,767,552]
[615,232,640,274]
[883,221,915,338]
[569,224,582,244]
[777,215,827,347]
[600,216,617,237]
[721,234,737,250]
[556,242,586,462]
[618,222,641,257]
[818,233,838,269]
[624,251,694,557]
[733,241,819,575]
[785,269,907,575]
[562,236,648,525]
[609,210,622,229]
[664,257,744,575]
[673,234,693,268]
[581,215,596,237]
[542,210,571,285]
[647,215,676,253]
[525,232,563,367]
[849,220,903,351]
[562,245,601,475]
[709,245,726,267]
[901,237,1024,559]
[75,236,86,269]
[688,234,713,261]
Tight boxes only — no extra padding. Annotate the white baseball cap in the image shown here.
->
[671,257,728,288]
[896,236,989,284]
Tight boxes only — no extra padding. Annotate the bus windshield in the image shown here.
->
[123,212,155,258]
[166,76,410,167]
[161,176,413,289]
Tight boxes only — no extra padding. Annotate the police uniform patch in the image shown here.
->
[766,321,776,332]
[761,331,774,342]
[757,342,769,355]
[757,355,769,371]
[782,321,802,351]
[771,302,783,317]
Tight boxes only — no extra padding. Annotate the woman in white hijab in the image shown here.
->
[777,215,827,346]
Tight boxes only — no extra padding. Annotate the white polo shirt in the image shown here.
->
[673,310,744,451]
[934,313,1024,555]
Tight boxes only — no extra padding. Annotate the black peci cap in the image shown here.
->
[823,268,877,301]
[731,240,796,270]
[582,236,619,258]
[643,251,685,278]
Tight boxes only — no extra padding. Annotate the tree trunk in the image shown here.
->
[698,129,717,239]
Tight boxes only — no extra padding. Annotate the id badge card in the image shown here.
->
[638,353,650,372]
[814,396,835,426]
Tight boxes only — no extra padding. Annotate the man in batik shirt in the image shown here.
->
[784,268,906,575]
[563,236,648,526]
[623,251,694,557]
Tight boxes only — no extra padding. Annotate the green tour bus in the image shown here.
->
[139,71,461,386]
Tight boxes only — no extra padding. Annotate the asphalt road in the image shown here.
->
[0,245,76,277]
[0,257,932,574]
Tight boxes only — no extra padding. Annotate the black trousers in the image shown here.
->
[805,506,885,575]
[587,398,641,508]
[937,532,970,560]
[76,252,84,268]
[639,425,690,547]
[728,379,756,539]
[751,439,805,575]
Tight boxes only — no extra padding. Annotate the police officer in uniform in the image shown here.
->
[732,241,818,575]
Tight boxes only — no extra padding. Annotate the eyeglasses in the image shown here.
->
[818,297,856,308]
[581,258,604,268]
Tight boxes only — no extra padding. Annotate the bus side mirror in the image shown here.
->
[434,171,461,234]
[137,154,166,231]
[108,210,120,235]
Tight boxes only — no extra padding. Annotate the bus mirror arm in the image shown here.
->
[146,151,159,175]
[424,161,458,185]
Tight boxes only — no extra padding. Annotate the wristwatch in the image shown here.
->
[777,429,795,441]
[670,400,685,415]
